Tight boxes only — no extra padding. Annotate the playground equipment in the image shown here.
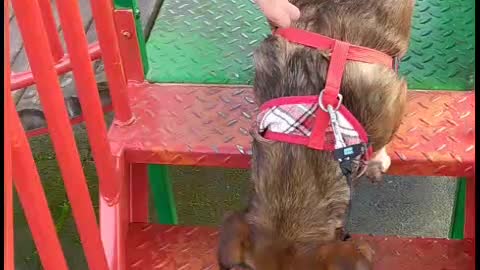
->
[4,0,474,269]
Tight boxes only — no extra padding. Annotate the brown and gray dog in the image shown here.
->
[218,0,414,269]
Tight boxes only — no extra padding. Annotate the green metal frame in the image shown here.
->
[148,166,178,224]
[449,178,466,239]
[113,0,177,225]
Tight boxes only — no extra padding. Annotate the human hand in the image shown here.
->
[255,0,300,28]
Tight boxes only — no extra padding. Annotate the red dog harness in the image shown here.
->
[257,28,398,176]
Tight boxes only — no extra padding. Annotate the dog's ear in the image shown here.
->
[364,160,385,183]
[218,211,252,270]
[354,240,375,263]
[316,241,374,270]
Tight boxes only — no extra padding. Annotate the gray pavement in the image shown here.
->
[170,167,457,238]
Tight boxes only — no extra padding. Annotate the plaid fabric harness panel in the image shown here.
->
[257,100,364,151]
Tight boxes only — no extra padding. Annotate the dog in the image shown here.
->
[218,0,414,269]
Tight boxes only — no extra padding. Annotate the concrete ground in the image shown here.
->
[14,117,457,269]
[172,167,457,237]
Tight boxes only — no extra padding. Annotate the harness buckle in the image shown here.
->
[318,89,342,112]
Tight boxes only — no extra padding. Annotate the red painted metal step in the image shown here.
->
[108,84,474,177]
[126,223,474,270]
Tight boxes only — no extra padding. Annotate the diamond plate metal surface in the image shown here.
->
[146,0,475,90]
[401,0,475,90]
[388,90,475,176]
[146,0,269,85]
[107,84,474,177]
[126,223,474,270]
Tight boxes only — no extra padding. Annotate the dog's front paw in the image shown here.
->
[364,147,391,182]
[233,264,255,270]
[221,265,252,270]
[370,147,391,173]
[364,160,385,183]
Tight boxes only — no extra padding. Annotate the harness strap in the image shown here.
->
[308,40,350,150]
[275,28,393,68]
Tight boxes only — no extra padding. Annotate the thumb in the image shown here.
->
[285,2,300,22]
[269,10,292,28]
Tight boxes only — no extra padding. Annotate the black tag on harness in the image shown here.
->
[334,143,367,163]
[334,143,367,178]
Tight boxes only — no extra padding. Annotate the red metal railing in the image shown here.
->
[4,2,14,269]
[11,43,101,91]
[5,0,132,267]
[37,0,64,61]
[89,0,133,124]
[8,84,69,270]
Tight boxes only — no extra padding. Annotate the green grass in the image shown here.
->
[14,119,101,270]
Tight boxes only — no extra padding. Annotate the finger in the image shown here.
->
[269,11,292,28]
[285,2,301,21]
